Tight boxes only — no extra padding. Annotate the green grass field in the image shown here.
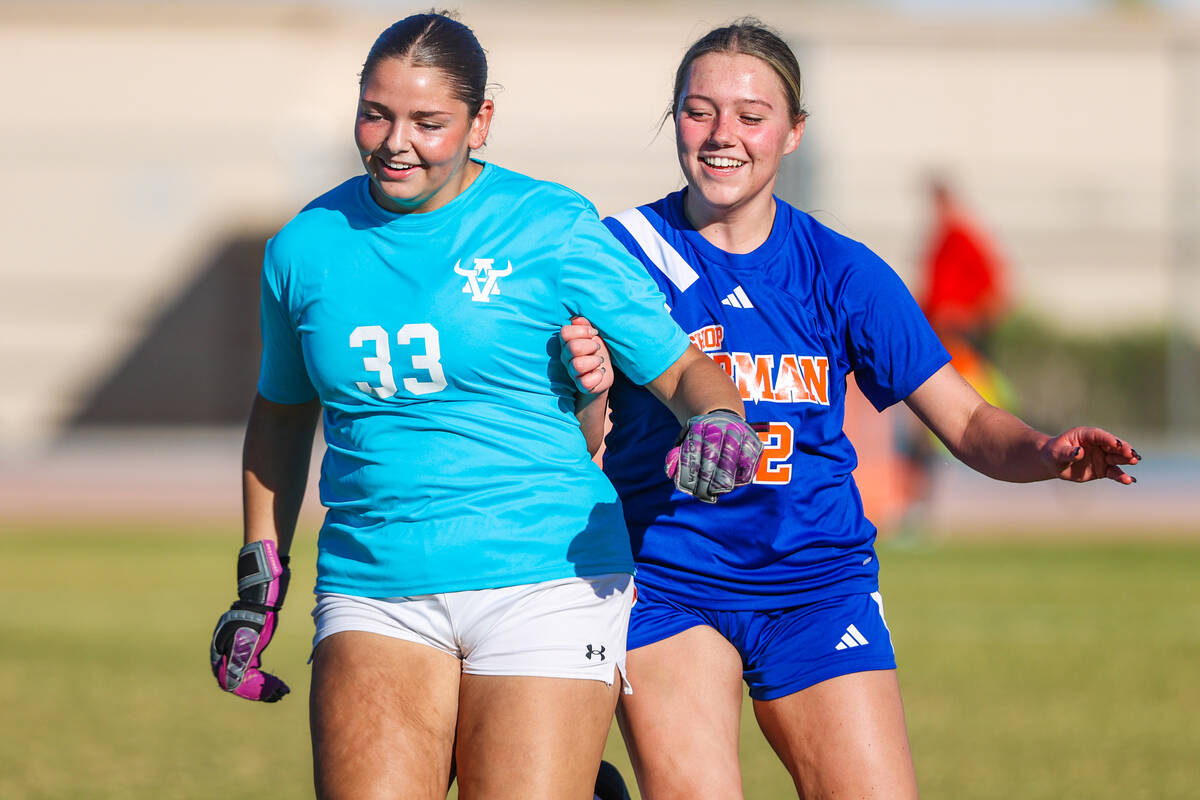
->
[2,525,1197,799]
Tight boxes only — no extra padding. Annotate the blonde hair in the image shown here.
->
[669,18,807,123]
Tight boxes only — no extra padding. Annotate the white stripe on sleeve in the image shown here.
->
[609,207,699,292]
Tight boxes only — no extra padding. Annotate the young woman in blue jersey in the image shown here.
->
[561,19,1140,800]
[206,13,761,800]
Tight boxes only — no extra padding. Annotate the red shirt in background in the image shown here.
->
[919,185,1007,339]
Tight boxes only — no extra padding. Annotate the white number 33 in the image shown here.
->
[349,324,447,398]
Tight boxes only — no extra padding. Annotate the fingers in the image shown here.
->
[669,426,712,502]
[560,321,599,343]
[1069,428,1141,463]
[668,417,761,502]
[562,329,600,360]
[577,368,606,393]
[560,316,612,396]
[692,426,725,502]
[1105,464,1135,485]
[1044,427,1141,484]
[570,354,604,375]
[665,445,681,482]
[706,424,762,497]
[232,669,291,702]
[212,605,288,702]
[1106,437,1140,465]
[1105,451,1138,467]
[569,352,608,393]
[679,426,708,500]
[214,648,290,702]
[1043,428,1085,468]
[735,433,764,484]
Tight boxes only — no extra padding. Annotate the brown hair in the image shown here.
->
[361,11,488,117]
[670,18,807,123]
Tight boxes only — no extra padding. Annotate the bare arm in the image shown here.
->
[574,392,610,456]
[242,393,322,555]
[562,324,756,502]
[561,317,614,456]
[905,363,1138,484]
[644,345,745,422]
[560,318,744,429]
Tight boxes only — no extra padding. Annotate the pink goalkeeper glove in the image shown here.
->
[666,409,763,503]
[210,539,290,702]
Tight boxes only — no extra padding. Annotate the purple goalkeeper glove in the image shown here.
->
[210,539,291,702]
[665,409,763,503]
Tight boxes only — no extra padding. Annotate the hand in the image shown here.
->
[1039,427,1140,485]
[560,316,613,394]
[210,539,291,702]
[667,410,763,503]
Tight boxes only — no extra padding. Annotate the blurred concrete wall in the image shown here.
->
[1,1,1197,451]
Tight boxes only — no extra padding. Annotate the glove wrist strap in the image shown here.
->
[236,540,288,610]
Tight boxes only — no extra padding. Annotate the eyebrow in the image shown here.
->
[683,93,775,110]
[358,99,454,118]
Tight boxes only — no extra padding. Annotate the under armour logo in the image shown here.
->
[585,644,606,661]
[454,258,513,302]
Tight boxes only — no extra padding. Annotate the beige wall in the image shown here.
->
[1,2,1197,449]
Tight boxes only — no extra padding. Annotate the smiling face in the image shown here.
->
[355,56,493,214]
[675,51,805,227]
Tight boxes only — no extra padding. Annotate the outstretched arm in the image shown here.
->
[905,363,1139,484]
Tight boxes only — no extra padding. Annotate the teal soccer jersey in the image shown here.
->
[258,163,690,597]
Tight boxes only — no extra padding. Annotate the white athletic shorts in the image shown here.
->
[311,573,634,692]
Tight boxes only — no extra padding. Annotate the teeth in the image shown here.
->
[385,161,416,170]
[703,157,745,168]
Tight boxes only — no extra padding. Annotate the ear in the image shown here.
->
[468,99,495,150]
[782,116,806,157]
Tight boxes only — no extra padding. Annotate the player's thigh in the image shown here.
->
[752,669,918,800]
[455,673,619,800]
[451,574,633,799]
[309,631,461,800]
[618,626,747,800]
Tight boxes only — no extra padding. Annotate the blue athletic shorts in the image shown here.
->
[627,584,897,701]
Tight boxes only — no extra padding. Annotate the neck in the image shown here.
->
[683,188,776,255]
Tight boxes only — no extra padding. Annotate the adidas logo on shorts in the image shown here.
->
[834,624,869,651]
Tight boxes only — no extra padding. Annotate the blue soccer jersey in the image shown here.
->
[258,162,691,597]
[602,191,950,609]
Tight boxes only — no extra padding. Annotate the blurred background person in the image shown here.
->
[919,175,1009,360]
[898,175,1016,538]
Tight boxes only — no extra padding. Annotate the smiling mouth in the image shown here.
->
[701,156,747,170]
[378,159,421,176]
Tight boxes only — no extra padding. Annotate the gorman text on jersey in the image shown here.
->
[689,324,830,406]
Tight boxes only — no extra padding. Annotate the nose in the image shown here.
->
[708,112,736,147]
[384,121,410,154]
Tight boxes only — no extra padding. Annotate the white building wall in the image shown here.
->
[794,24,1183,327]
